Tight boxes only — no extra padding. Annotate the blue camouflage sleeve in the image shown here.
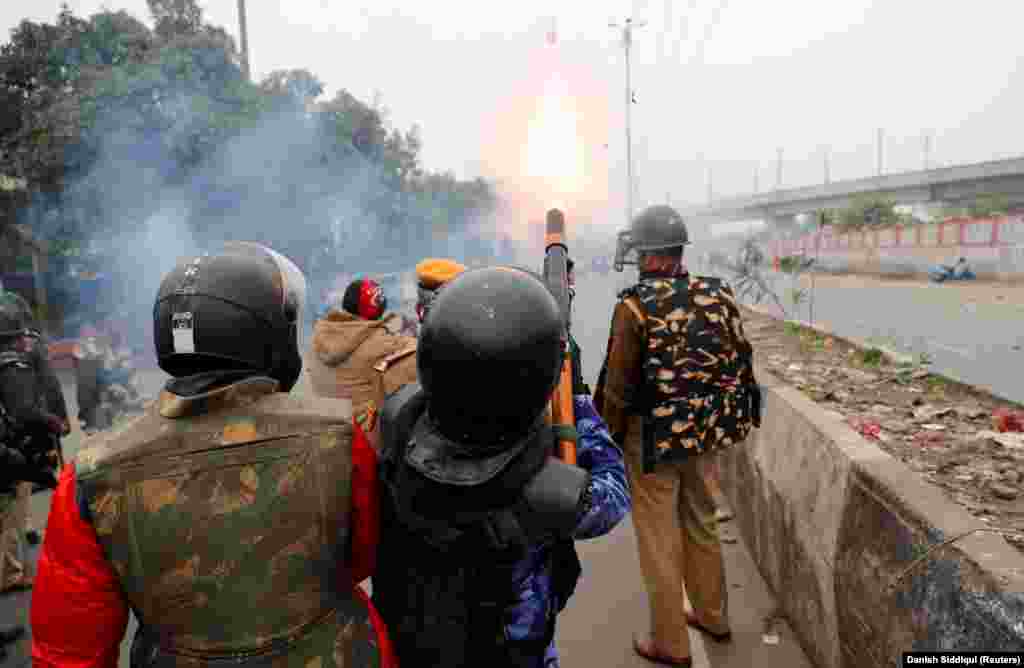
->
[571,394,631,540]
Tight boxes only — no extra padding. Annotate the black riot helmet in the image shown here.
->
[0,289,38,340]
[413,266,564,485]
[630,204,691,254]
[153,242,307,392]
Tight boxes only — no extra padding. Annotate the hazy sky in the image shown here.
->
[4,0,1024,216]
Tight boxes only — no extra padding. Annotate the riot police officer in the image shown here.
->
[595,205,760,666]
[31,242,396,668]
[372,266,630,667]
[0,292,65,603]
[0,288,68,437]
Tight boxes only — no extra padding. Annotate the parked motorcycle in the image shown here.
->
[929,258,977,283]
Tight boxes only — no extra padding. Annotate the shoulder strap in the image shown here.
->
[0,351,30,371]
[621,296,646,325]
[616,284,648,324]
[374,339,417,373]
[379,382,426,466]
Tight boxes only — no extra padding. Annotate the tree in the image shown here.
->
[320,89,388,160]
[259,69,324,109]
[147,0,204,39]
[1,3,502,289]
[967,193,1009,219]
[835,195,899,229]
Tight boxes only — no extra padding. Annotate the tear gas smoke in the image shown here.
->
[19,82,514,352]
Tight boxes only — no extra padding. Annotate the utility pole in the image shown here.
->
[660,0,672,61]
[237,0,251,81]
[923,132,932,170]
[776,147,783,190]
[876,128,884,177]
[610,17,646,227]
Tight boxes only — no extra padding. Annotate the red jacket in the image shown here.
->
[31,418,395,668]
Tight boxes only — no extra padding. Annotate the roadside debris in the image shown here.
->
[762,611,785,646]
[743,307,1024,556]
[848,418,882,441]
[992,408,1024,433]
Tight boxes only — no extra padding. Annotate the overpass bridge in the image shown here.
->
[677,154,1024,227]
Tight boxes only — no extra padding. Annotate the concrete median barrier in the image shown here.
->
[718,335,1024,667]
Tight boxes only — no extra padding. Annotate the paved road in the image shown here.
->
[726,270,1024,404]
[3,274,813,668]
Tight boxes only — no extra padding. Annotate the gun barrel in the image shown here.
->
[542,208,577,466]
[543,208,571,332]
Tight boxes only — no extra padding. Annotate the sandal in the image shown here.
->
[632,634,692,667]
[685,611,732,642]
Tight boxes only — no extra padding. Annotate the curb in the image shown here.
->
[741,301,915,366]
[717,314,1024,666]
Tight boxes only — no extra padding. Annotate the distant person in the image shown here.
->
[595,205,761,666]
[952,257,974,279]
[31,242,396,667]
[307,277,417,436]
[414,258,466,323]
[0,299,65,589]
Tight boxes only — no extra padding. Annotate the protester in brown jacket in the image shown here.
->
[307,278,417,436]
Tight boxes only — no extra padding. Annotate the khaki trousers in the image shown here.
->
[624,417,729,657]
[0,483,30,589]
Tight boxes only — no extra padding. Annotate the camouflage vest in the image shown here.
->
[75,376,380,668]
[622,275,756,471]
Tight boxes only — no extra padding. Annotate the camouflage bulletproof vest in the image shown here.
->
[624,275,755,470]
[75,377,380,668]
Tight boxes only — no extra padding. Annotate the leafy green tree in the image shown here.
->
[259,69,324,109]
[1,2,501,287]
[147,0,204,39]
[967,193,1008,218]
[835,195,899,229]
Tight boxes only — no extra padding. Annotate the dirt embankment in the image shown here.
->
[742,307,1024,553]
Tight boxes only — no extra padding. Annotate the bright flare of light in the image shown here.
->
[524,75,586,197]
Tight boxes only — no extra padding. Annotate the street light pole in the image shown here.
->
[237,0,251,81]
[876,128,884,177]
[610,17,646,227]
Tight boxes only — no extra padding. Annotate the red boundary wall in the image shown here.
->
[767,216,1024,279]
